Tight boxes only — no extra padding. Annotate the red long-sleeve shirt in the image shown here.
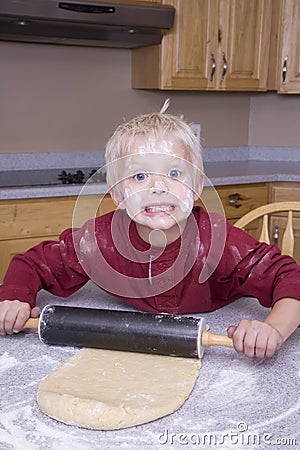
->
[1,207,300,313]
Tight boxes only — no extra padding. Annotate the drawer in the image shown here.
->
[269,182,300,219]
[269,182,300,202]
[0,195,109,240]
[269,215,300,264]
[0,197,75,240]
[197,183,268,220]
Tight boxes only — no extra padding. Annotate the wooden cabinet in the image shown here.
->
[273,0,300,93]
[218,0,272,91]
[196,182,269,238]
[132,0,272,91]
[269,182,300,263]
[0,195,116,282]
[215,183,269,223]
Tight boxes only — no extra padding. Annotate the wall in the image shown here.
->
[0,41,249,152]
[248,93,300,147]
[0,41,299,154]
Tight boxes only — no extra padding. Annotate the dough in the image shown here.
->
[37,348,201,430]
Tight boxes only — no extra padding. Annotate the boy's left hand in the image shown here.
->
[227,320,283,358]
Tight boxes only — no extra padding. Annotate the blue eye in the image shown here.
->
[168,169,181,179]
[134,173,147,182]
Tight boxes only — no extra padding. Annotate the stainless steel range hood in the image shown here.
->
[0,0,175,49]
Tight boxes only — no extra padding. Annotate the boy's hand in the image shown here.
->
[227,319,283,358]
[0,300,40,336]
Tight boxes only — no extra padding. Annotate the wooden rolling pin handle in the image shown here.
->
[202,331,233,348]
[23,318,39,329]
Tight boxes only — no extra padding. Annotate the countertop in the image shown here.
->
[1,147,300,200]
[0,282,299,450]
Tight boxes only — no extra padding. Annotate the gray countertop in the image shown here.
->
[1,147,300,200]
[0,282,299,450]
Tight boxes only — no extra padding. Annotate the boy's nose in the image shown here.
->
[149,177,168,193]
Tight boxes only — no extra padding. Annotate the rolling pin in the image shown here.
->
[24,305,233,358]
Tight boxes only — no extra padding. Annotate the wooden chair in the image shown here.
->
[234,201,300,258]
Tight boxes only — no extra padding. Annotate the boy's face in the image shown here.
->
[110,136,202,240]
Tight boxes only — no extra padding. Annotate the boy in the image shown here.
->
[0,111,300,359]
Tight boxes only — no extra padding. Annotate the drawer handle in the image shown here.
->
[210,52,216,82]
[221,52,227,82]
[282,55,288,85]
[228,193,243,208]
[273,225,279,244]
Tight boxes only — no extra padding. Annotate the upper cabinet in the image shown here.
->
[132,0,272,91]
[274,0,300,93]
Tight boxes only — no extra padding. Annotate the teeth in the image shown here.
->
[145,205,174,213]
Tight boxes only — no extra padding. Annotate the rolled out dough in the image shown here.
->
[37,348,201,430]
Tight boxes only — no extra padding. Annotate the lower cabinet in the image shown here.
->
[0,181,298,281]
[269,182,300,264]
[196,182,269,239]
[0,194,115,282]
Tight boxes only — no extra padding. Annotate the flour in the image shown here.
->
[79,229,94,255]
[207,367,260,405]
[0,352,18,372]
[0,404,89,450]
[1,289,299,450]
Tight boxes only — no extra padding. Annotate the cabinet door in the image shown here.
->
[269,182,300,263]
[132,0,271,91]
[0,195,116,281]
[276,0,300,93]
[269,215,300,264]
[160,0,219,89]
[219,0,272,91]
[132,0,220,89]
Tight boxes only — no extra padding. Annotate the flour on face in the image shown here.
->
[111,137,198,242]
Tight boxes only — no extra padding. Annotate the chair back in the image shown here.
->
[234,201,300,258]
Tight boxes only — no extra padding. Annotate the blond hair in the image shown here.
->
[105,112,203,194]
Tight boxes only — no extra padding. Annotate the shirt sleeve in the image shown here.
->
[0,227,90,307]
[222,224,300,307]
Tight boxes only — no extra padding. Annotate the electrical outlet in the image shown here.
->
[190,123,201,142]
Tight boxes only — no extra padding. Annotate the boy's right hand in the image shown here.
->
[0,300,40,336]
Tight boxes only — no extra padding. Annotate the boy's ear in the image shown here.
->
[110,187,125,209]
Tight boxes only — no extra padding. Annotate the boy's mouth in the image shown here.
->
[144,204,175,214]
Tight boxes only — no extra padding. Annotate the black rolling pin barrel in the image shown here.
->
[38,305,205,358]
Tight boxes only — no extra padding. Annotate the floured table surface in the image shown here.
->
[0,282,299,450]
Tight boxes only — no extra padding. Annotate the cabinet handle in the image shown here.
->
[221,52,227,82]
[282,55,288,85]
[228,193,243,208]
[210,53,216,82]
[273,225,279,244]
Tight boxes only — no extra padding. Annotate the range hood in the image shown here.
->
[0,0,175,49]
